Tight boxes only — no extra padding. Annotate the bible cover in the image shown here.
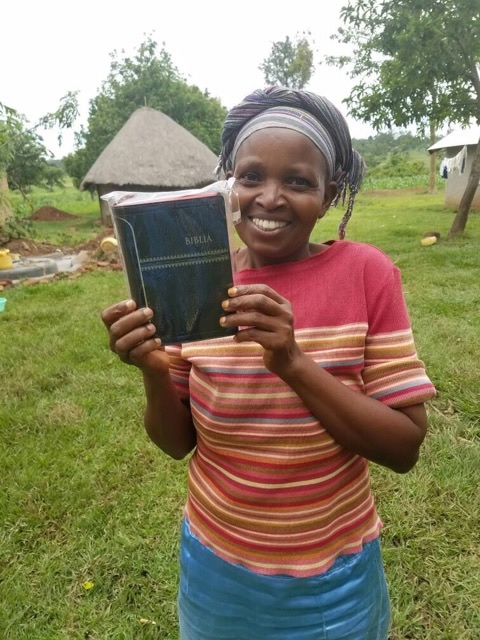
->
[110,190,236,344]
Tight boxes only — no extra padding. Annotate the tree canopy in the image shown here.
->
[0,93,78,221]
[64,37,227,188]
[353,130,430,175]
[6,126,65,200]
[329,0,480,235]
[259,34,314,89]
[330,0,480,130]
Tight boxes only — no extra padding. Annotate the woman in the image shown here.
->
[102,86,436,639]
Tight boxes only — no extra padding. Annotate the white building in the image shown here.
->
[428,126,480,208]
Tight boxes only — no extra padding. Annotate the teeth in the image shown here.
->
[251,218,289,231]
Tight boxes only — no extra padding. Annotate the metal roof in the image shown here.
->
[428,125,480,152]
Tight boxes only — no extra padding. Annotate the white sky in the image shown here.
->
[2,0,378,157]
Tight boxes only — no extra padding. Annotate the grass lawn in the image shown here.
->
[1,185,479,638]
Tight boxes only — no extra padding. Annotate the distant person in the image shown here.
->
[101,85,436,639]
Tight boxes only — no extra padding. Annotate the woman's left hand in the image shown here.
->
[220,284,303,375]
[220,286,428,473]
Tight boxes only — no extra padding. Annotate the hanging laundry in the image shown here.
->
[440,157,448,179]
[448,145,468,174]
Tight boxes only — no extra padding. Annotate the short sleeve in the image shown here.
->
[166,344,192,402]
[362,264,436,408]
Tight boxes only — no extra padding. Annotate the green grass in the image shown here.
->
[361,174,442,191]
[1,186,479,638]
[9,182,101,247]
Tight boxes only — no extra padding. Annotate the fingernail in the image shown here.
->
[221,300,229,310]
[143,308,153,318]
[228,287,237,296]
[219,316,227,325]
[125,299,135,310]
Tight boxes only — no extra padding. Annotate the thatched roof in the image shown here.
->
[80,106,218,191]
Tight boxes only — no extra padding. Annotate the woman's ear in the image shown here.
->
[318,181,338,219]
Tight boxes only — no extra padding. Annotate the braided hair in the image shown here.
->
[215,86,366,239]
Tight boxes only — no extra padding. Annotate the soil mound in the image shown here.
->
[3,238,66,256]
[30,206,78,222]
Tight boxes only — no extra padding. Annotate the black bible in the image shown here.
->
[108,186,237,344]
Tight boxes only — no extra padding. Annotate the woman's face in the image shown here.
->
[230,128,337,268]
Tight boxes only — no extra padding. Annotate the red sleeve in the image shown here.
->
[362,262,436,407]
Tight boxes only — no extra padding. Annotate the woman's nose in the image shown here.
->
[256,180,284,209]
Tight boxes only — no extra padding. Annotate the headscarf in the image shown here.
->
[215,86,366,239]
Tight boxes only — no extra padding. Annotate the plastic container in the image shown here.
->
[0,297,6,312]
[0,249,13,270]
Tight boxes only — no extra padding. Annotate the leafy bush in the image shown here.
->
[0,210,35,244]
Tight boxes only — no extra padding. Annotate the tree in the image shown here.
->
[260,33,314,89]
[0,104,20,223]
[351,130,432,179]
[329,0,480,237]
[65,37,227,188]
[6,127,65,203]
[0,93,78,223]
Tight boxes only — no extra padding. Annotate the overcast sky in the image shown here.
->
[3,0,377,157]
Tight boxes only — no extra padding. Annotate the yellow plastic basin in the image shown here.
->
[0,249,13,270]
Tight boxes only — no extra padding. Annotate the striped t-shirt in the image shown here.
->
[166,241,436,578]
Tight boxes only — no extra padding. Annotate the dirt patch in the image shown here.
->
[0,227,123,288]
[29,206,79,222]
[1,226,116,258]
[76,227,117,254]
[3,238,68,256]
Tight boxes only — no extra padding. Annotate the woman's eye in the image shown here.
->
[288,177,311,190]
[237,172,260,184]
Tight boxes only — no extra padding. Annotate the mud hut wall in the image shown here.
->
[444,145,480,209]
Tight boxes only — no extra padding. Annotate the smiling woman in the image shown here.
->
[101,84,436,640]
[227,127,336,268]
[217,89,366,240]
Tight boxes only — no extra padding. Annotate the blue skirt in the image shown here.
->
[178,519,390,639]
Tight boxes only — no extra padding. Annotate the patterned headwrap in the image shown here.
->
[215,86,366,239]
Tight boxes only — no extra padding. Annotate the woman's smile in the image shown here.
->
[231,128,337,268]
[249,216,291,232]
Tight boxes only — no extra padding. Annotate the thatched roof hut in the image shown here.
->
[80,106,219,222]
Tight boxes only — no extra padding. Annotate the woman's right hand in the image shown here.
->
[101,299,170,375]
